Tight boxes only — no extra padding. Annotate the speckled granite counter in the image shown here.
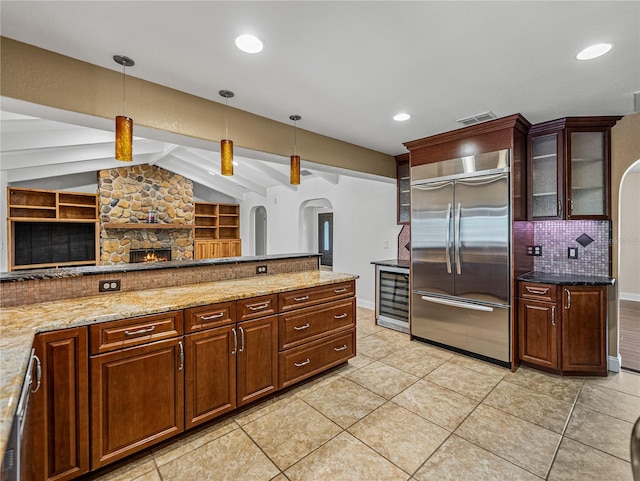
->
[517,272,615,286]
[370,259,410,270]
[0,270,357,454]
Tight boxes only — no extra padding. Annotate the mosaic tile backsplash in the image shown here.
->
[533,220,610,277]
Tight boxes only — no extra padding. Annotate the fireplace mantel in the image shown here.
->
[102,223,194,230]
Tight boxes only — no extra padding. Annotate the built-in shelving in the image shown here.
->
[193,202,241,259]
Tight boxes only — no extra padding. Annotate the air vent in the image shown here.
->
[300,170,313,176]
[456,111,497,126]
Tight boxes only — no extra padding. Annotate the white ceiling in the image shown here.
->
[1,1,639,192]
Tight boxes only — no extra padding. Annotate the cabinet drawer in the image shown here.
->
[279,281,355,311]
[518,282,558,302]
[237,294,278,321]
[279,298,355,350]
[279,329,355,389]
[185,301,236,333]
[90,311,184,354]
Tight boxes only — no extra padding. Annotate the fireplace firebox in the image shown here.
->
[130,248,172,263]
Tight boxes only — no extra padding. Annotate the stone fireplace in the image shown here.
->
[98,164,195,265]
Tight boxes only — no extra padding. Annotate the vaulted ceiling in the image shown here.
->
[1,1,638,196]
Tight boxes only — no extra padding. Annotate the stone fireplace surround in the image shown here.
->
[98,164,195,265]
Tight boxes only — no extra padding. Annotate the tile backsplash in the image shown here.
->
[533,220,610,277]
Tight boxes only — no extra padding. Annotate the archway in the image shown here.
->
[249,206,267,256]
[298,198,333,268]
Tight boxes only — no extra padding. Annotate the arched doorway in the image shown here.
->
[298,198,333,269]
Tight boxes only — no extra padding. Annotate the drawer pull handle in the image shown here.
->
[124,325,156,336]
[294,323,310,331]
[201,312,224,321]
[525,287,549,295]
[334,345,348,352]
[293,295,310,302]
[31,354,42,394]
[178,341,184,371]
[334,288,348,293]
[294,358,311,367]
[334,313,348,319]
[248,303,269,311]
[551,306,556,326]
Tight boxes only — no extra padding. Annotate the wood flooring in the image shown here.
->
[620,299,640,372]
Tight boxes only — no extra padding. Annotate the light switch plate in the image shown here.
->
[568,247,578,259]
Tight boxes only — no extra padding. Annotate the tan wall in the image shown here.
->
[610,112,640,358]
[0,37,395,178]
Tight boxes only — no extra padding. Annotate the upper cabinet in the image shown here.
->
[528,116,621,220]
[395,153,410,225]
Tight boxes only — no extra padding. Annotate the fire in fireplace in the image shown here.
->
[130,248,172,263]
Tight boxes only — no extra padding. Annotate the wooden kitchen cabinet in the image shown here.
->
[395,153,410,225]
[29,327,89,481]
[528,116,621,220]
[89,312,185,469]
[193,202,241,259]
[517,282,607,375]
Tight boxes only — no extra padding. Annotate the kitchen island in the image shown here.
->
[0,254,357,477]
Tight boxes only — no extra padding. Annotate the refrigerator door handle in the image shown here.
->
[454,202,462,275]
[420,295,494,312]
[445,202,452,274]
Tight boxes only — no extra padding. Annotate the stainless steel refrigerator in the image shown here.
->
[411,149,511,365]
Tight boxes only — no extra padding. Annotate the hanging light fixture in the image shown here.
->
[289,115,302,185]
[219,90,235,176]
[113,55,135,162]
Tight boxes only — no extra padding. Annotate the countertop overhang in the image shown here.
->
[0,269,357,454]
[370,259,410,269]
[517,272,615,286]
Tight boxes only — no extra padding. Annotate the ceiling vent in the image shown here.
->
[300,169,313,176]
[456,111,497,127]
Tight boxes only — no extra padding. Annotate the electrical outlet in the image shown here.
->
[256,265,268,274]
[99,279,121,292]
[383,240,389,249]
[568,247,578,259]
[533,246,542,256]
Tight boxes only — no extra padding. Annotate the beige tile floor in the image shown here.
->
[84,307,640,481]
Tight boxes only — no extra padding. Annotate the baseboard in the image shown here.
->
[357,299,375,311]
[608,354,622,373]
[619,292,640,302]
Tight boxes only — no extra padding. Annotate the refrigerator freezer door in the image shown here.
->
[454,173,510,305]
[411,180,454,296]
[412,293,510,363]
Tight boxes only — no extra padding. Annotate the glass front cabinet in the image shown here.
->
[528,117,621,220]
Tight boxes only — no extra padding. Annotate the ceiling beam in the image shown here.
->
[241,159,298,191]
[1,129,114,151]
[148,144,180,165]
[313,171,340,185]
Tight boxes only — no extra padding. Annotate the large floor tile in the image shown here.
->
[378,348,445,377]
[157,428,279,481]
[346,360,418,399]
[392,379,478,431]
[404,340,456,360]
[586,370,640,397]
[152,417,238,466]
[447,354,509,378]
[455,404,560,478]
[577,383,640,423]
[86,452,157,481]
[483,381,573,434]
[300,377,386,428]
[564,405,634,461]
[285,432,409,481]
[356,335,399,359]
[414,435,542,481]
[347,402,449,475]
[502,366,583,403]
[548,437,633,481]
[242,398,342,470]
[425,362,501,401]
[234,392,299,426]
[371,328,413,347]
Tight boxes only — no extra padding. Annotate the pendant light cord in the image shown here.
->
[293,119,297,156]
[122,62,126,117]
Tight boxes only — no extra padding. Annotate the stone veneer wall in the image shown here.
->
[0,257,319,308]
[99,164,194,264]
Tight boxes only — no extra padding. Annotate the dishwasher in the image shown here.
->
[1,349,40,481]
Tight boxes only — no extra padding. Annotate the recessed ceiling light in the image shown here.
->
[235,34,263,54]
[576,43,613,60]
[393,113,411,122]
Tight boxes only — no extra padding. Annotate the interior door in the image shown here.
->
[410,180,454,296]
[318,213,333,266]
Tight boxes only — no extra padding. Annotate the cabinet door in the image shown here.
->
[396,157,410,225]
[518,299,559,370]
[207,240,221,259]
[566,130,608,219]
[237,315,278,406]
[194,240,208,260]
[185,326,237,429]
[90,338,184,469]
[561,286,607,374]
[229,239,242,257]
[30,327,89,481]
[529,132,563,220]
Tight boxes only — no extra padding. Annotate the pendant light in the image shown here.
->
[113,55,135,162]
[219,90,235,176]
[289,115,302,185]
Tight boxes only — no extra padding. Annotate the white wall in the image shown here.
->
[240,175,401,309]
[619,170,640,300]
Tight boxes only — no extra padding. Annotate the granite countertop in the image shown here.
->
[370,259,410,270]
[0,269,357,454]
[517,272,615,286]
[0,253,321,282]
